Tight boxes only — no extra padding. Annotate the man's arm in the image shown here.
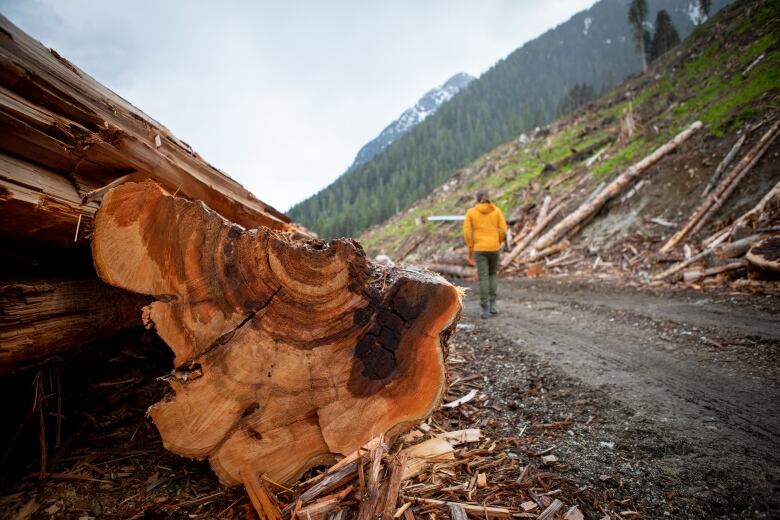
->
[463,211,475,266]
[497,208,507,244]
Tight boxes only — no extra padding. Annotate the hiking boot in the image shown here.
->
[480,304,490,319]
[489,299,498,315]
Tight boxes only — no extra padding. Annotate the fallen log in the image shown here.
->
[701,179,780,249]
[425,263,476,279]
[652,234,763,281]
[92,181,462,486]
[0,15,292,234]
[501,200,564,268]
[525,239,570,264]
[701,133,746,196]
[746,236,780,272]
[0,279,148,374]
[660,118,780,253]
[682,259,748,284]
[532,121,702,252]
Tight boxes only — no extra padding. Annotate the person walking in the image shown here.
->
[463,191,507,319]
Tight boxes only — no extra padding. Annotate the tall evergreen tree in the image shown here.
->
[650,10,681,62]
[699,0,712,18]
[628,0,649,72]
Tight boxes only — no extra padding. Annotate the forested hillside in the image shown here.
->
[289,0,732,238]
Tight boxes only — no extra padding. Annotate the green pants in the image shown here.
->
[474,251,499,306]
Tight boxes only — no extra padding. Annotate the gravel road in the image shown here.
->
[457,277,780,518]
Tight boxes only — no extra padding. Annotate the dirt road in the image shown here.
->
[456,277,780,518]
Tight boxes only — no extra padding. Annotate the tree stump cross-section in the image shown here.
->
[91,181,461,485]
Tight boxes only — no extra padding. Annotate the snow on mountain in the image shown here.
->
[349,72,474,170]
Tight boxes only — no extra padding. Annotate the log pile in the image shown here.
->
[0,15,298,373]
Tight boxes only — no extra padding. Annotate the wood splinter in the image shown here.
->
[91,180,461,486]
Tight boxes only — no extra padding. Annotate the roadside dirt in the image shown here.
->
[1,277,778,520]
[454,277,780,518]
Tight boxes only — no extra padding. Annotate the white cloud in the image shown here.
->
[1,0,595,211]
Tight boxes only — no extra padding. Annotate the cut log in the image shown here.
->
[746,237,780,272]
[0,15,295,235]
[0,152,99,247]
[701,179,780,248]
[652,234,763,281]
[501,201,564,268]
[533,121,702,252]
[682,259,748,284]
[660,119,780,253]
[525,239,570,264]
[424,263,476,279]
[0,279,148,373]
[91,181,461,486]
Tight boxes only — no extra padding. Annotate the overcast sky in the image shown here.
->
[1,0,595,211]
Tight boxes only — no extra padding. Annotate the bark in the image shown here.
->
[533,121,702,252]
[91,181,461,486]
[746,237,780,272]
[0,279,148,373]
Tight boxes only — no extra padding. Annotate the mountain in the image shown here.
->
[289,0,733,239]
[350,73,474,170]
[360,0,779,270]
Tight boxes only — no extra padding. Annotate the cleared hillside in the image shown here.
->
[290,0,732,239]
[361,0,779,288]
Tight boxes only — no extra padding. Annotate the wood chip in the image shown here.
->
[563,505,584,520]
[442,389,478,408]
[520,500,538,512]
[541,455,558,465]
[537,498,564,520]
[399,437,455,480]
[440,429,482,445]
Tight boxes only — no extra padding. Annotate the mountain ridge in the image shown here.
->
[350,72,474,170]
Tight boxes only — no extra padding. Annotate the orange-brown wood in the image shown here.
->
[92,181,461,485]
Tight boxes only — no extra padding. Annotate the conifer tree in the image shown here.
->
[628,0,649,72]
[650,10,681,62]
[699,0,712,19]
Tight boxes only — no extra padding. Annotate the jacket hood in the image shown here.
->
[475,202,496,214]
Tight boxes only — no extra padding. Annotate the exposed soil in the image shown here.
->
[453,277,780,518]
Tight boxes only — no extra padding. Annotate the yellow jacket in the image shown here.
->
[463,202,507,252]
